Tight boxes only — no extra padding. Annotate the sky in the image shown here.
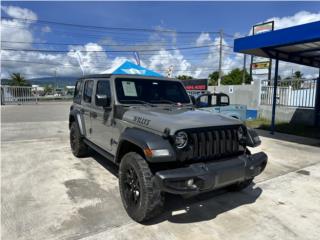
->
[1,1,320,79]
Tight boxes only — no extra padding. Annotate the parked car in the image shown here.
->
[193,92,247,121]
[69,74,267,222]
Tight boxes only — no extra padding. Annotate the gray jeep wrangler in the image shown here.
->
[69,74,267,222]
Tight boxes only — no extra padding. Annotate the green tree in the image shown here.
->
[221,68,252,85]
[208,71,219,86]
[176,75,193,80]
[8,73,30,86]
[292,71,303,89]
[294,71,303,79]
[44,84,54,95]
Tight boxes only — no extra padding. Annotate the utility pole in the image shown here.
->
[242,54,247,85]
[249,55,253,79]
[54,69,57,89]
[167,65,173,78]
[218,29,223,86]
[74,50,85,76]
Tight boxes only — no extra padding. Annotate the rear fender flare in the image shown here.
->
[69,109,86,136]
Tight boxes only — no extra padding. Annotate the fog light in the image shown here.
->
[186,178,194,187]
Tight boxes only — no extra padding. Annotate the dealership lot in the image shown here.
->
[2,103,320,240]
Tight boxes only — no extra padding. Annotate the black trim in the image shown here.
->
[155,151,268,194]
[246,128,261,147]
[83,138,116,163]
[116,128,176,163]
[79,74,112,79]
[175,125,244,162]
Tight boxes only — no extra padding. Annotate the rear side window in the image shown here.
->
[198,95,209,107]
[96,80,111,97]
[73,80,82,104]
[83,80,94,103]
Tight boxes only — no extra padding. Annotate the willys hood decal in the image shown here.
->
[123,107,241,135]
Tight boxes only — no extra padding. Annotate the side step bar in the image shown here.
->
[83,138,116,164]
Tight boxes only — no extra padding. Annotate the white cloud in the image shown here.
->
[255,11,320,79]
[1,5,37,20]
[196,33,211,46]
[1,6,319,80]
[1,6,37,49]
[147,49,191,77]
[267,11,320,30]
[41,26,51,33]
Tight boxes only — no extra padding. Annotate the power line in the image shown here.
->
[1,23,214,42]
[1,59,235,73]
[1,43,220,53]
[0,40,223,49]
[1,17,236,40]
[0,59,215,71]
[2,40,234,48]
[1,16,221,35]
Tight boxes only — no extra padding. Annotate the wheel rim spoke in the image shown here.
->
[123,166,140,206]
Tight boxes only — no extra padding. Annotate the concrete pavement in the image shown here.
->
[2,103,320,240]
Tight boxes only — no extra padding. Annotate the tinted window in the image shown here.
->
[220,96,229,105]
[83,80,94,103]
[198,95,209,107]
[74,80,82,104]
[211,95,217,105]
[115,78,190,104]
[96,80,111,97]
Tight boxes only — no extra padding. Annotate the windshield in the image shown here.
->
[115,78,191,105]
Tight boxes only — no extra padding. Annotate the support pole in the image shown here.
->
[249,55,253,79]
[218,29,223,86]
[270,58,279,134]
[242,54,247,85]
[314,68,320,126]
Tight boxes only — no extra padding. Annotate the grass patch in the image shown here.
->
[245,118,320,139]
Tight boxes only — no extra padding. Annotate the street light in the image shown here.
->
[73,50,85,76]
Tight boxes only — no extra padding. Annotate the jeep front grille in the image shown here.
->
[188,127,241,160]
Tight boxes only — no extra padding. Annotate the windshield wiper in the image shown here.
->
[151,99,192,107]
[120,100,156,107]
[150,99,176,104]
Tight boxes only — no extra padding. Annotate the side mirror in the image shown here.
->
[96,94,110,107]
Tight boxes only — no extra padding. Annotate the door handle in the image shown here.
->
[91,112,97,118]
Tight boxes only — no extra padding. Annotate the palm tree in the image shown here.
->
[177,75,193,80]
[294,71,303,79]
[9,73,30,86]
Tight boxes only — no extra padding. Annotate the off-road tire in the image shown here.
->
[119,152,163,222]
[70,121,89,157]
[227,178,254,191]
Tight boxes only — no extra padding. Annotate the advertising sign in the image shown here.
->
[252,61,270,69]
[252,61,270,75]
[253,21,274,35]
[250,21,274,78]
[181,79,208,91]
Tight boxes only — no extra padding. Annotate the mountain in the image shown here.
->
[29,76,79,87]
[1,76,79,87]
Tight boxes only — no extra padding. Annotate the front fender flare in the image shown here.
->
[116,128,176,163]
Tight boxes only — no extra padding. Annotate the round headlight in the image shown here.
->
[175,131,188,149]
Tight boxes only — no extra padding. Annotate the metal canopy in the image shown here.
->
[234,21,320,132]
[234,21,320,68]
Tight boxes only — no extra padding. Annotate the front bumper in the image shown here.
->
[154,152,267,194]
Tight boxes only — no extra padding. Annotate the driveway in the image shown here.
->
[2,103,320,240]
